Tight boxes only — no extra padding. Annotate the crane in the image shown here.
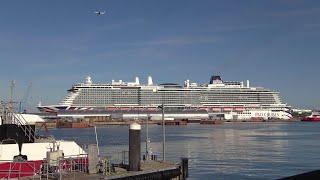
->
[19,81,32,113]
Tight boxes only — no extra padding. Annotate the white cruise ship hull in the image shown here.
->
[38,75,292,120]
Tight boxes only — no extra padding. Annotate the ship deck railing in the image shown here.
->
[0,154,89,179]
[0,159,42,179]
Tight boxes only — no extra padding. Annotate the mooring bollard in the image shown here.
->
[181,157,189,180]
[129,123,141,171]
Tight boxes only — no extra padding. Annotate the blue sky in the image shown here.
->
[0,0,319,110]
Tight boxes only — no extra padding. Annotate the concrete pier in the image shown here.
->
[61,159,188,180]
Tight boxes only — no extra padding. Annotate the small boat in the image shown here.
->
[0,109,87,178]
[302,110,320,121]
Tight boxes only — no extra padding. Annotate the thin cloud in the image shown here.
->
[95,35,219,60]
[268,8,320,17]
[193,22,270,34]
[303,23,320,28]
[96,46,168,59]
[120,36,219,47]
[211,24,267,32]
[142,36,218,46]
[98,18,146,31]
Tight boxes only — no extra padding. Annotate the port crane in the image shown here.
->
[19,82,32,113]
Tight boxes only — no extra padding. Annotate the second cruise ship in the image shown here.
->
[38,75,292,120]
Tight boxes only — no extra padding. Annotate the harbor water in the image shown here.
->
[46,122,320,179]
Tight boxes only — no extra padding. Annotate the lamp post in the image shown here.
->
[158,103,165,161]
[145,114,150,160]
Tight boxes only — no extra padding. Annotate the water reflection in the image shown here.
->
[48,122,320,179]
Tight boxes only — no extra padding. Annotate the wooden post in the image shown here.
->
[181,157,189,180]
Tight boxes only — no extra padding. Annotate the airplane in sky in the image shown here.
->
[94,11,106,16]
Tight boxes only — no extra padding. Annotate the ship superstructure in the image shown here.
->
[38,75,292,120]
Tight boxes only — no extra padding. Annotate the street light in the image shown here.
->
[145,114,150,160]
[158,103,165,161]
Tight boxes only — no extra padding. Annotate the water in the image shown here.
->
[45,122,320,179]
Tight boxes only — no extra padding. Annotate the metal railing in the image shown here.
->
[0,154,88,179]
[0,160,41,179]
[12,113,36,142]
[106,150,129,166]
[39,154,88,179]
[106,150,160,166]
[0,102,36,142]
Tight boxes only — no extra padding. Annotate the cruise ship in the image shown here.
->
[38,75,292,120]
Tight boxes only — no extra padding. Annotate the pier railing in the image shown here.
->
[40,154,88,179]
[113,150,129,165]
